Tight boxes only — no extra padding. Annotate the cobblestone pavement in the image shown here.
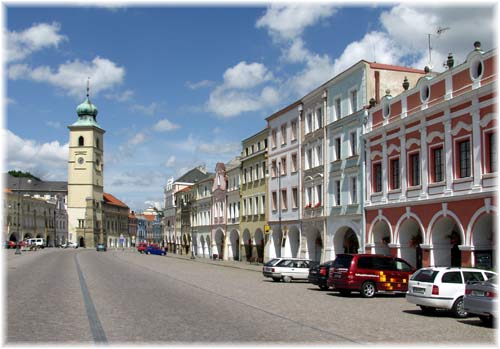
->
[5,248,498,345]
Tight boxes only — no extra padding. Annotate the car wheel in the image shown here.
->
[452,297,468,318]
[282,276,292,283]
[419,305,436,315]
[319,284,329,291]
[272,277,280,282]
[361,281,376,298]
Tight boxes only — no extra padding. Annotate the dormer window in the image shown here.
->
[420,84,430,103]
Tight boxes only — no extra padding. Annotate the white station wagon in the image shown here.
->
[406,267,496,318]
[262,258,313,283]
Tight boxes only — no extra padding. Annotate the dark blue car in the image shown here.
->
[145,244,165,256]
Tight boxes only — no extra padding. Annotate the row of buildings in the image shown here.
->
[3,174,166,249]
[163,42,496,270]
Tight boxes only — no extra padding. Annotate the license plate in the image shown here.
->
[413,287,425,294]
[334,273,341,279]
[471,290,485,296]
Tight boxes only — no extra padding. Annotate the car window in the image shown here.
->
[334,255,353,269]
[485,272,496,280]
[264,258,280,267]
[463,271,485,283]
[277,260,293,267]
[441,271,463,284]
[375,257,395,270]
[357,257,374,269]
[395,259,413,272]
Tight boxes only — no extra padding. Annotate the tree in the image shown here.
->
[8,170,41,181]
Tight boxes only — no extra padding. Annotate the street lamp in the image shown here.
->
[15,177,32,255]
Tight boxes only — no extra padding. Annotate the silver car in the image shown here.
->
[262,258,312,283]
[464,276,497,326]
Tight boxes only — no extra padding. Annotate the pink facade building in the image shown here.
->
[364,43,496,269]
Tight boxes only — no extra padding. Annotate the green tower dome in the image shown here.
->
[76,97,98,118]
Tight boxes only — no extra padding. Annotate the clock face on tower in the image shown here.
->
[77,156,84,165]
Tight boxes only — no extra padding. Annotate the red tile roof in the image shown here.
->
[143,214,156,221]
[4,188,12,194]
[103,193,129,208]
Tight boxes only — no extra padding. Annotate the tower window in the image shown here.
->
[78,136,84,146]
[96,137,100,149]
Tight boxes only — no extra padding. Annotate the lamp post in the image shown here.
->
[15,177,32,255]
[278,160,282,254]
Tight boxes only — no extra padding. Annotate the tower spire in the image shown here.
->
[86,77,90,98]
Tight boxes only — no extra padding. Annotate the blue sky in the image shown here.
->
[3,2,496,211]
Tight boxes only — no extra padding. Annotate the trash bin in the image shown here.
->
[212,254,218,260]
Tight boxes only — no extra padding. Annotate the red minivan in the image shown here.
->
[327,254,415,298]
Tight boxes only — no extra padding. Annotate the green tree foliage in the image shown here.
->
[8,170,41,181]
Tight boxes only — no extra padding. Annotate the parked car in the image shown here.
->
[96,243,107,252]
[145,244,165,256]
[25,238,45,248]
[61,241,78,249]
[464,276,497,326]
[137,242,147,254]
[262,258,312,283]
[406,267,496,318]
[309,260,335,290]
[327,254,415,297]
[4,241,16,249]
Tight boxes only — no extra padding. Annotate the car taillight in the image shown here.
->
[485,291,496,298]
[320,267,327,276]
[465,289,472,295]
[432,285,439,295]
[271,268,275,272]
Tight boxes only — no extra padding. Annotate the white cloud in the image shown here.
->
[197,142,240,155]
[46,121,61,129]
[105,89,134,101]
[3,129,68,180]
[7,22,67,62]
[164,155,176,167]
[207,61,279,118]
[153,119,180,132]
[222,61,274,89]
[256,4,337,42]
[186,79,215,90]
[7,57,125,98]
[131,102,159,116]
[130,132,146,145]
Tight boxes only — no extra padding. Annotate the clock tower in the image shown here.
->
[67,82,105,247]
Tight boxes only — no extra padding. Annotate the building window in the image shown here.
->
[281,124,287,145]
[306,149,313,169]
[78,136,84,146]
[316,184,322,207]
[350,89,358,113]
[316,107,323,129]
[458,139,471,178]
[335,137,341,161]
[249,167,253,182]
[335,180,341,205]
[373,163,382,192]
[390,158,400,190]
[262,161,267,177]
[243,168,247,183]
[306,112,313,133]
[432,147,444,182]
[261,195,265,214]
[291,120,297,141]
[280,157,287,176]
[292,187,298,209]
[255,164,259,180]
[350,177,357,204]
[291,153,298,173]
[281,189,287,210]
[271,160,277,178]
[487,132,497,173]
[306,187,312,207]
[350,131,357,156]
[271,192,277,211]
[335,98,341,119]
[409,153,420,186]
[316,145,322,166]
[271,129,277,148]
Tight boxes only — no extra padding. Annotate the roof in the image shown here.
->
[265,100,302,122]
[103,193,129,208]
[5,173,67,193]
[4,188,12,194]
[143,214,156,222]
[176,167,211,184]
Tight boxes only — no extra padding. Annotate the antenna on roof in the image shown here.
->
[427,27,450,69]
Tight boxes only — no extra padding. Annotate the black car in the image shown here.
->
[96,243,107,252]
[308,260,335,290]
